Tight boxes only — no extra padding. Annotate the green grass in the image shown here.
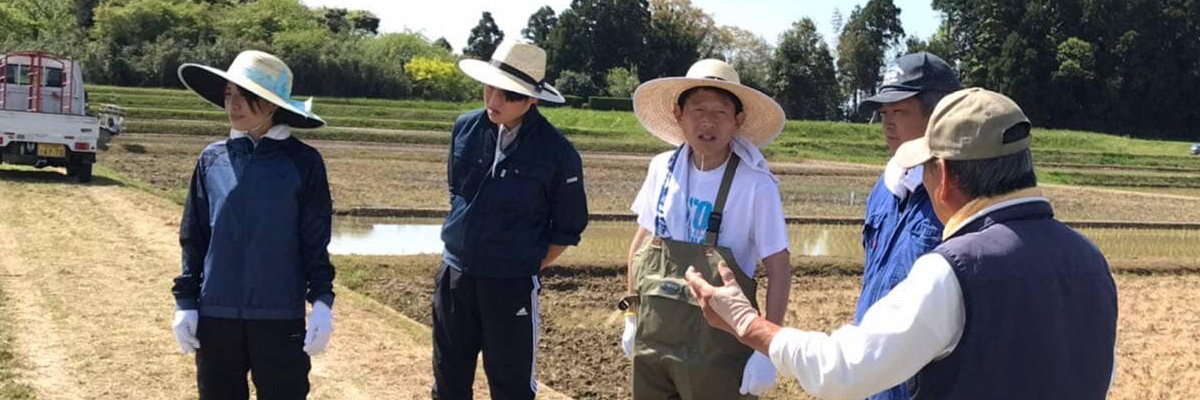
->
[88,84,482,110]
[122,106,465,125]
[1044,169,1200,188]
[88,84,1200,179]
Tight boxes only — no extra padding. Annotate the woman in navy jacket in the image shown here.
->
[170,50,335,400]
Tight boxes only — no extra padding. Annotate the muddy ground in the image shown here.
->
[339,254,1200,400]
[92,134,1200,398]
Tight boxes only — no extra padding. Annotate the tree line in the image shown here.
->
[3,0,1198,139]
[0,0,478,101]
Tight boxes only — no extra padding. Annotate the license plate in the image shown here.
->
[37,144,66,158]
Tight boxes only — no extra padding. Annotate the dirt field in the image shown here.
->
[0,167,571,399]
[3,132,1199,399]
[102,134,1200,222]
[340,254,1200,400]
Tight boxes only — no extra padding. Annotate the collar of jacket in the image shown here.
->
[231,124,291,142]
[942,187,1047,240]
[227,134,290,154]
[482,106,547,138]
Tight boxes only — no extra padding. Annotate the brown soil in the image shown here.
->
[345,256,1200,400]
[0,167,572,399]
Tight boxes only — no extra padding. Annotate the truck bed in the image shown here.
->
[0,109,99,151]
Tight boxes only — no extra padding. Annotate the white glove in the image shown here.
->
[621,315,637,359]
[172,310,200,354]
[303,300,334,356]
[739,352,777,396]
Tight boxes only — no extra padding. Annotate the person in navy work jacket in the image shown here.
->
[170,50,336,400]
[432,40,589,400]
[853,52,960,400]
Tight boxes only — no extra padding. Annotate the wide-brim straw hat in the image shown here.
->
[634,59,785,147]
[178,50,325,129]
[459,40,565,103]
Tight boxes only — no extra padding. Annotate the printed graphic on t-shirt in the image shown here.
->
[687,197,714,243]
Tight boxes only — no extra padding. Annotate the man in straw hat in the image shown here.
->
[852,52,960,400]
[171,50,335,399]
[685,88,1118,399]
[619,58,792,399]
[432,40,588,400]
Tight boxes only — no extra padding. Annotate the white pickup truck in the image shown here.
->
[0,52,124,182]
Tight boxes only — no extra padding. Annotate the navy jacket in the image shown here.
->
[173,134,336,320]
[857,176,943,400]
[915,200,1117,399]
[441,108,588,278]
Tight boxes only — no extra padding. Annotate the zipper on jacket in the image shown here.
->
[238,142,255,319]
[464,129,495,270]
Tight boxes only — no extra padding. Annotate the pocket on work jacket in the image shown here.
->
[494,165,550,217]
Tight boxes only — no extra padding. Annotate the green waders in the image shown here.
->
[630,154,759,400]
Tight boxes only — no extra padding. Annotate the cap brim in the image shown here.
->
[892,136,935,169]
[177,63,325,129]
[857,89,920,115]
[458,59,565,103]
[632,77,785,148]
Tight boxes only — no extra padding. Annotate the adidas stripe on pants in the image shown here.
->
[432,262,541,400]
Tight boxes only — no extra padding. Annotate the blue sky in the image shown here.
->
[302,0,942,52]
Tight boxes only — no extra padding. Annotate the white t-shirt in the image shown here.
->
[631,151,790,276]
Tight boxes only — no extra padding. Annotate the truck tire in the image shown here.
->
[68,160,92,183]
[77,162,92,183]
[98,128,113,151]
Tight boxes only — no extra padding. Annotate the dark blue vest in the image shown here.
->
[914,200,1117,399]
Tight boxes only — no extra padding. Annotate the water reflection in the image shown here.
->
[328,221,443,256]
[791,225,862,258]
[799,229,833,256]
[328,217,1200,260]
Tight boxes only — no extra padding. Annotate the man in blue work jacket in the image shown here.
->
[853,52,960,400]
[432,40,589,400]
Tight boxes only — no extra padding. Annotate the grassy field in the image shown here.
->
[87,85,1200,184]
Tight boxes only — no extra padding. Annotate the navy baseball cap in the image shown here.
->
[858,52,961,115]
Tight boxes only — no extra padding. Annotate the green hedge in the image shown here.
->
[123,120,451,144]
[588,96,633,111]
[562,95,588,109]
[87,85,482,110]
[123,107,461,128]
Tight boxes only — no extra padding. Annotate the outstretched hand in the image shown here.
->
[684,261,759,337]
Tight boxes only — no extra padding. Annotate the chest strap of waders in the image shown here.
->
[704,153,741,246]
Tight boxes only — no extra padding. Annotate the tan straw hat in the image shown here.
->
[459,40,565,103]
[178,50,325,129]
[633,59,785,147]
[894,87,1032,169]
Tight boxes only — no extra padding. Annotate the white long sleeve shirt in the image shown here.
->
[768,197,1116,400]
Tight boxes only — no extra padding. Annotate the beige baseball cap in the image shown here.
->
[893,87,1032,169]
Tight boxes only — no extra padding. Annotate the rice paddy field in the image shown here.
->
[57,85,1200,398]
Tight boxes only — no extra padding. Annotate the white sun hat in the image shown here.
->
[177,50,325,129]
[633,59,785,147]
[458,40,566,103]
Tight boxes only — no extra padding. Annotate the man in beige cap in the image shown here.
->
[434,40,588,400]
[684,88,1118,399]
[620,58,792,399]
